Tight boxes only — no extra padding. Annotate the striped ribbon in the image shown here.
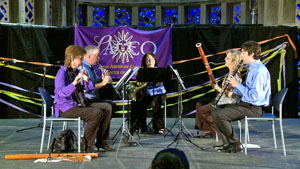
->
[0,40,291,114]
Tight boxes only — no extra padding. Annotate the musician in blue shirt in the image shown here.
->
[212,41,271,153]
[80,45,115,152]
[130,52,167,134]
[81,45,111,100]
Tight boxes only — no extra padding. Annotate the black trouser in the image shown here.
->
[130,94,165,132]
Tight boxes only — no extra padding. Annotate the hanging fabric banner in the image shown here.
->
[74,26,172,79]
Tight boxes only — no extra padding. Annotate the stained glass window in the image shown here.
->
[139,7,155,27]
[0,0,8,22]
[78,6,84,26]
[25,0,34,23]
[233,4,242,24]
[115,7,131,25]
[186,7,201,24]
[210,6,221,24]
[162,7,178,25]
[297,3,300,22]
[93,7,107,27]
[49,0,52,25]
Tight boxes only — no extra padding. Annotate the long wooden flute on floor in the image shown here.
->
[5,153,98,160]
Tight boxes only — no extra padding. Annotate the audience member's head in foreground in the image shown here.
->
[151,148,189,169]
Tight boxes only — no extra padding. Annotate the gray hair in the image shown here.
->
[84,45,99,54]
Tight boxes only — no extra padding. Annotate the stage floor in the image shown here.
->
[1,118,300,169]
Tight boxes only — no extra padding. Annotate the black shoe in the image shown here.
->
[96,140,116,152]
[218,142,243,153]
[141,126,148,133]
[213,144,228,151]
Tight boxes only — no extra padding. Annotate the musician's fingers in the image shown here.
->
[226,77,231,83]
[76,73,82,79]
[73,74,82,85]
[80,69,85,75]
[105,70,110,75]
[82,73,89,82]
[82,70,88,76]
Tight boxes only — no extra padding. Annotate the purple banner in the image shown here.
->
[74,26,172,79]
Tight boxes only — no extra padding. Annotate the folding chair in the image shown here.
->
[244,88,288,156]
[38,87,81,153]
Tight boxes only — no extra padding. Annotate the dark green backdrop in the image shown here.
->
[0,24,298,118]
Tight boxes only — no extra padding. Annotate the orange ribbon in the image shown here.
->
[173,34,297,65]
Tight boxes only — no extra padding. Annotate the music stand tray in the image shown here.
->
[136,68,172,83]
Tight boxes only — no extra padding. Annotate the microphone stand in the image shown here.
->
[16,66,50,132]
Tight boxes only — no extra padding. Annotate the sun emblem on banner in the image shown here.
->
[111,30,139,64]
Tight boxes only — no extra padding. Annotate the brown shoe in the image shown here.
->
[198,131,214,138]
[86,146,97,153]
[80,137,87,152]
[96,141,116,152]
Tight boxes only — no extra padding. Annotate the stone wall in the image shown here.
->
[3,0,299,27]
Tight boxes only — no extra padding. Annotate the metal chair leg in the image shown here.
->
[279,119,286,156]
[272,120,277,149]
[40,119,46,153]
[78,118,81,153]
[244,117,248,155]
[47,121,53,151]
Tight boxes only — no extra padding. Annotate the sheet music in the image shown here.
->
[124,67,139,84]
[168,65,186,91]
[114,68,132,90]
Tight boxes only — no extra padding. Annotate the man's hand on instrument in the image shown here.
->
[103,69,110,76]
[226,75,239,87]
[102,73,111,85]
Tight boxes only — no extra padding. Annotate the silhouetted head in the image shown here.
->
[151,148,189,169]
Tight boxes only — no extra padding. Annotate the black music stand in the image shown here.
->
[136,68,171,82]
[164,65,191,137]
[112,67,141,156]
[136,68,173,134]
[167,65,202,149]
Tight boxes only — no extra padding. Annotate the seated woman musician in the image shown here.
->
[130,52,167,134]
[195,49,242,138]
[54,45,113,153]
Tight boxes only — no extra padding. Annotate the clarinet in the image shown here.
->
[212,60,243,108]
[98,64,121,98]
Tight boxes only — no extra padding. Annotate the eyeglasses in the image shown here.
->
[75,56,84,61]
